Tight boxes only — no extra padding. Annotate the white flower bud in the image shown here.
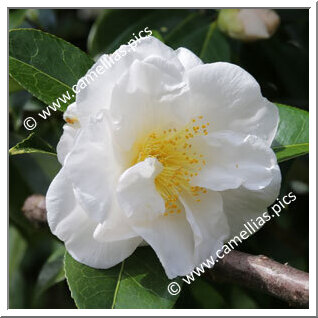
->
[218,9,280,41]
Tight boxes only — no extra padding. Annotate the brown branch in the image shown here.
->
[205,250,309,308]
[21,195,309,307]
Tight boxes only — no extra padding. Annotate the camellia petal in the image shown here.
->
[117,157,165,220]
[221,164,281,237]
[75,36,183,120]
[175,47,203,70]
[185,62,279,146]
[180,191,230,265]
[46,168,142,269]
[56,124,78,165]
[108,59,187,154]
[56,102,80,165]
[192,131,279,191]
[64,112,121,223]
[116,157,201,278]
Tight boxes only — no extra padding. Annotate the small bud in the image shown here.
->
[22,194,47,226]
[217,9,280,41]
[26,9,39,23]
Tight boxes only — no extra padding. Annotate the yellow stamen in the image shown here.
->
[130,116,210,216]
[65,117,79,125]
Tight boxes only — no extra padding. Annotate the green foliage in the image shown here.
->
[200,21,231,62]
[165,12,230,62]
[65,248,182,309]
[189,279,226,308]
[9,76,24,93]
[229,287,258,309]
[151,30,164,42]
[9,133,60,240]
[9,9,28,29]
[9,133,56,156]
[9,29,94,111]
[9,141,70,308]
[34,243,65,300]
[273,104,309,162]
[9,226,27,308]
[88,9,189,57]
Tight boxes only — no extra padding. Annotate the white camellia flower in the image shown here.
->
[46,36,281,279]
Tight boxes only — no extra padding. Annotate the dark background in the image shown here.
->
[9,9,309,309]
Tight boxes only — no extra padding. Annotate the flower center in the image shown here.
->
[131,116,210,216]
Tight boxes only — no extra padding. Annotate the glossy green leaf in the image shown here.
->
[88,9,189,57]
[200,22,231,62]
[34,243,65,300]
[65,247,183,309]
[88,9,147,56]
[273,104,309,162]
[9,91,48,132]
[9,29,94,111]
[165,12,230,62]
[9,91,29,132]
[9,132,56,156]
[165,12,210,56]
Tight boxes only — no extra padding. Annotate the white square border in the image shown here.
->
[3,1,316,316]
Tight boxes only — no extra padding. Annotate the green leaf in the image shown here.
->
[9,226,27,308]
[34,243,65,300]
[88,9,189,57]
[200,22,231,63]
[189,278,225,308]
[273,104,309,162]
[9,91,29,131]
[9,76,24,93]
[65,247,182,309]
[9,29,94,111]
[165,12,210,55]
[9,133,59,241]
[165,12,230,62]
[9,132,56,156]
[230,286,258,309]
[88,9,148,56]
[9,9,28,29]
